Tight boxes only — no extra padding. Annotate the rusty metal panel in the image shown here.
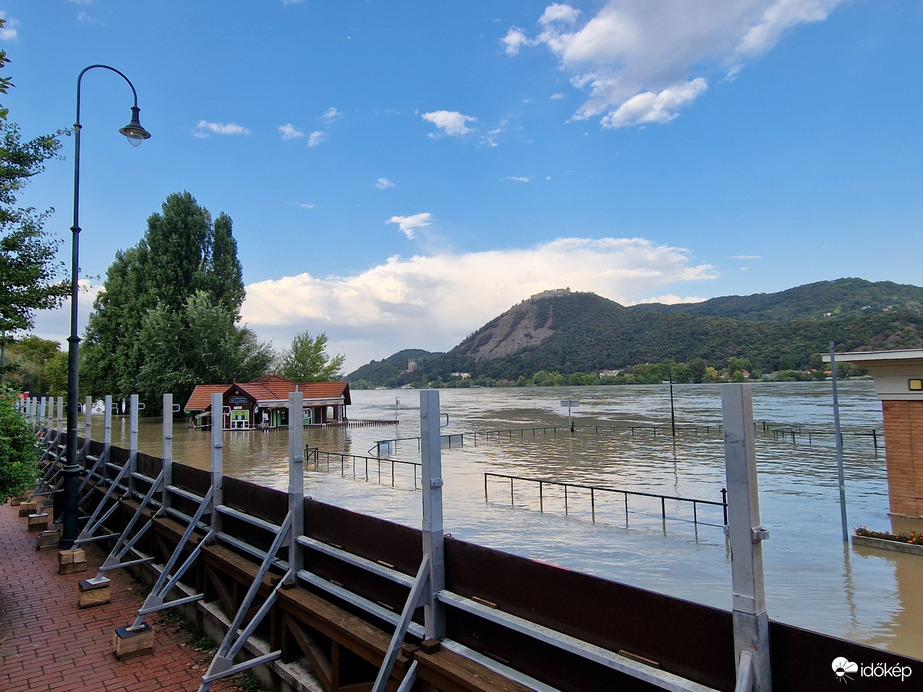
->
[769,620,918,690]
[443,537,735,690]
[224,476,288,525]
[136,452,163,480]
[303,499,422,575]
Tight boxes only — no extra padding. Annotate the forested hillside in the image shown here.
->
[347,280,923,388]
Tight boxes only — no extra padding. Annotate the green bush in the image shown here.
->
[0,387,39,501]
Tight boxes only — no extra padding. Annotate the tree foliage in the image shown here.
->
[277,331,345,382]
[81,192,270,412]
[0,386,38,501]
[2,336,65,395]
[0,122,69,337]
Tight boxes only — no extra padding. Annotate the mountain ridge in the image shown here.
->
[346,278,923,387]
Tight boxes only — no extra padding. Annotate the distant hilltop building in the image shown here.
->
[406,359,417,373]
[531,288,571,300]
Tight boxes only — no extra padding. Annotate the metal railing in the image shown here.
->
[484,472,727,530]
[307,447,422,489]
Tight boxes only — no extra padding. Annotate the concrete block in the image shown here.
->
[18,501,38,517]
[78,579,111,608]
[27,513,49,532]
[35,529,62,550]
[58,548,87,574]
[112,623,154,659]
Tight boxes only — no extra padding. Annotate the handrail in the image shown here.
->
[484,471,728,529]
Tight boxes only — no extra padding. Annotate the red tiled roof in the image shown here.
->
[184,385,232,412]
[184,377,350,410]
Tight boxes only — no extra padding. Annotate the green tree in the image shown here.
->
[3,336,63,394]
[82,193,264,410]
[277,331,345,382]
[0,386,38,501]
[1,124,69,337]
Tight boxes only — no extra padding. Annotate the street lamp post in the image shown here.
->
[59,65,151,550]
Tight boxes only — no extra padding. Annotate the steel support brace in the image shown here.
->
[129,486,215,628]
[73,454,134,548]
[88,467,165,580]
[372,556,432,692]
[722,385,772,692]
[197,512,293,692]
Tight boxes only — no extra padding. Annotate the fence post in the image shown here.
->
[210,393,224,536]
[722,384,771,691]
[420,390,446,640]
[163,394,173,513]
[289,392,305,574]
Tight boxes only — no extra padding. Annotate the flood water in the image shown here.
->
[88,381,923,660]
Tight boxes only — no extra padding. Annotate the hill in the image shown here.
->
[346,280,923,387]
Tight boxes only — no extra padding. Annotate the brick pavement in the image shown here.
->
[0,502,247,692]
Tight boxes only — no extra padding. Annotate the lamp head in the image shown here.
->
[119,106,151,147]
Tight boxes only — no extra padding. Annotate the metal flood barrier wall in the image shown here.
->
[23,390,919,692]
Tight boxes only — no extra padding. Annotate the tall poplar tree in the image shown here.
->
[81,192,270,411]
[0,23,69,350]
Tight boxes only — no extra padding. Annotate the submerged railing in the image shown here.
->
[307,447,422,489]
[484,471,728,530]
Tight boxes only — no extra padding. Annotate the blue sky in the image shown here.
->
[3,1,922,373]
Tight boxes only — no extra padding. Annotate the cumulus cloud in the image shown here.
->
[279,123,304,139]
[321,107,344,123]
[375,178,396,189]
[421,110,477,137]
[307,131,326,147]
[0,13,19,41]
[194,120,252,138]
[239,237,718,371]
[506,0,847,128]
[387,213,433,239]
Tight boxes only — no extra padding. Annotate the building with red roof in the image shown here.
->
[184,375,351,430]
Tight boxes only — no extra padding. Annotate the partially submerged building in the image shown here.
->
[184,375,350,430]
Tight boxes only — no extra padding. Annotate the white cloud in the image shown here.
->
[503,176,531,183]
[296,202,316,209]
[375,178,396,189]
[422,110,477,137]
[307,131,326,147]
[279,123,304,139]
[508,0,847,128]
[321,107,343,123]
[502,27,531,55]
[239,237,718,372]
[0,13,20,41]
[539,3,581,25]
[387,213,433,239]
[194,120,251,138]
[729,254,762,260]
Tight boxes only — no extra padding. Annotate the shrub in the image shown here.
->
[0,387,39,501]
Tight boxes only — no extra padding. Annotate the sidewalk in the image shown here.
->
[0,502,245,692]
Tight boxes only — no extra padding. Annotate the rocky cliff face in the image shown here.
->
[454,297,558,361]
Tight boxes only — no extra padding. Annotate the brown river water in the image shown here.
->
[79,381,923,660]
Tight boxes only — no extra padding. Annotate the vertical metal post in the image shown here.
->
[129,394,139,498]
[57,395,65,437]
[721,384,771,691]
[830,344,848,542]
[420,390,446,640]
[288,391,305,574]
[104,395,112,453]
[83,395,92,458]
[163,394,174,513]
[210,393,224,536]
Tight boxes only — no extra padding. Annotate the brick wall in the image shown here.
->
[882,400,923,518]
